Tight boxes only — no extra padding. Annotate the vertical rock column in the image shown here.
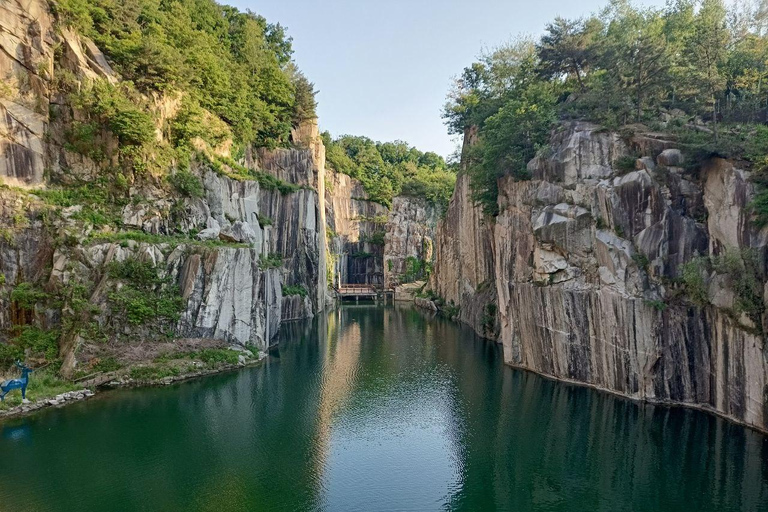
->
[292,119,331,311]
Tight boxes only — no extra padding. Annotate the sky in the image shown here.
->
[228,0,668,157]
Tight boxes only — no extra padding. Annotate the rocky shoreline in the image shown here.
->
[0,352,267,422]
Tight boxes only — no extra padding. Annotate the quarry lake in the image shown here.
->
[0,305,767,511]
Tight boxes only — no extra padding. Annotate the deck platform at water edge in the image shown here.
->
[336,285,394,302]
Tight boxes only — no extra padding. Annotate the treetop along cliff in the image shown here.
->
[54,0,316,149]
[52,0,453,211]
[444,0,768,217]
[322,133,456,210]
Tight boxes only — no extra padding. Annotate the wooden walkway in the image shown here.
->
[337,285,379,300]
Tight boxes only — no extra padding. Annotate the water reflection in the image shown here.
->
[0,305,765,511]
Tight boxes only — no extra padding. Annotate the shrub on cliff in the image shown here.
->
[72,81,155,148]
[168,169,204,199]
[106,259,184,328]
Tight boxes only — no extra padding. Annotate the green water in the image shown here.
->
[0,305,767,511]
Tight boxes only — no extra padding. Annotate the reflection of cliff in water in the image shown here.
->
[0,305,766,511]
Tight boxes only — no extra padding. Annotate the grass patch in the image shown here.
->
[129,364,182,381]
[259,253,283,269]
[282,285,308,297]
[33,183,125,228]
[0,368,79,410]
[201,154,309,195]
[154,348,241,368]
[88,230,248,249]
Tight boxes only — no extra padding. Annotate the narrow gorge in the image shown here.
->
[2,0,768,435]
[3,0,768,509]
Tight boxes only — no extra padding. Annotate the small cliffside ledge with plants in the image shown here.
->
[425,0,768,433]
[0,0,452,415]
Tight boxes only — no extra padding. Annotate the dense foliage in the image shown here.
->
[322,133,456,209]
[55,0,316,148]
[106,259,184,327]
[445,0,768,214]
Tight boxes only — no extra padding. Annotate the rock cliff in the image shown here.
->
[325,170,388,286]
[384,197,438,288]
[432,121,768,432]
[0,0,333,375]
[430,128,498,336]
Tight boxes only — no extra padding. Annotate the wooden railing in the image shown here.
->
[337,285,378,295]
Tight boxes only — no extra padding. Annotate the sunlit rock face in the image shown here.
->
[0,0,54,186]
[430,126,498,338]
[433,121,768,432]
[384,197,438,288]
[324,170,388,286]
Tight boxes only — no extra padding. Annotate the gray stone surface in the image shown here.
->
[433,122,768,432]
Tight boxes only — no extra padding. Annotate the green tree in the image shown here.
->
[468,83,557,215]
[536,16,603,90]
[601,2,673,121]
[685,0,730,139]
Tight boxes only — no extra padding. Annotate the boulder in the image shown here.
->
[657,149,683,167]
[219,221,257,244]
[196,227,220,241]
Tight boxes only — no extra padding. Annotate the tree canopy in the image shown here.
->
[322,133,456,210]
[56,0,317,148]
[445,0,768,214]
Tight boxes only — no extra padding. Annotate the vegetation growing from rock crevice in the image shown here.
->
[201,154,304,195]
[679,248,765,328]
[259,253,283,269]
[282,285,308,297]
[106,258,184,328]
[401,256,433,283]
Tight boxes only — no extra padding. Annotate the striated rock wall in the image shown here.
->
[433,121,768,432]
[325,170,388,286]
[0,0,54,186]
[383,197,438,288]
[430,128,497,337]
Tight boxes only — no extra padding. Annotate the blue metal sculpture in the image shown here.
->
[0,362,33,402]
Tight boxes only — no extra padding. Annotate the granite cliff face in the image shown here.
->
[430,128,498,337]
[384,196,438,288]
[1,140,328,374]
[432,121,768,432]
[324,172,440,291]
[0,0,334,375]
[325,170,388,287]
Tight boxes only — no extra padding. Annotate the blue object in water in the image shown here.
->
[0,362,33,401]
